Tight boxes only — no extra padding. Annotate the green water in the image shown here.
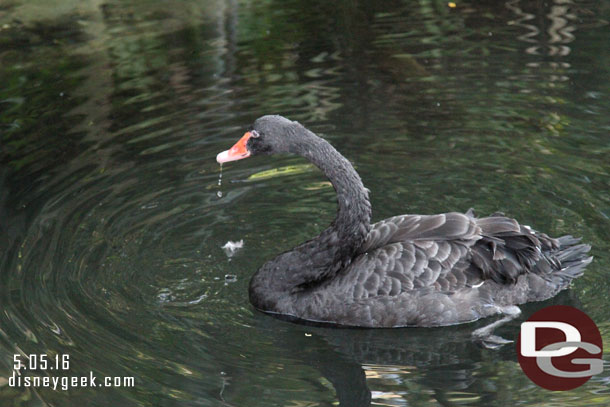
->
[1,1,609,406]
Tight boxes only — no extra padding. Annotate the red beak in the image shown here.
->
[216,132,253,163]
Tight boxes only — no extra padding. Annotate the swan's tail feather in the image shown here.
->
[550,235,593,286]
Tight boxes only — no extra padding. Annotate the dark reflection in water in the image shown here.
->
[1,0,609,406]
[251,292,584,407]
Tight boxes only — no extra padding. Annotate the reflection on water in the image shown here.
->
[1,0,609,406]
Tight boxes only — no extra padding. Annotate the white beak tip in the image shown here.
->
[216,150,230,164]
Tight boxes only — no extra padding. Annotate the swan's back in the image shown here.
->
[291,210,591,327]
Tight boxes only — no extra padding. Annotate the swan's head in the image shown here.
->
[216,115,303,163]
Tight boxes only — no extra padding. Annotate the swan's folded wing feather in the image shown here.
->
[340,238,482,300]
[469,215,560,284]
[359,212,481,254]
[334,213,483,299]
[346,212,566,301]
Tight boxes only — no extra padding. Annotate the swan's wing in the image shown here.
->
[340,213,481,299]
[359,212,481,253]
[340,239,482,300]
[342,211,571,301]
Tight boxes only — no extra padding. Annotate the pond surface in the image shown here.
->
[1,0,609,406]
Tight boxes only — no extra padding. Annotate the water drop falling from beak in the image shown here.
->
[217,163,223,198]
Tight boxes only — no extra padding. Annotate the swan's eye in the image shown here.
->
[250,130,260,138]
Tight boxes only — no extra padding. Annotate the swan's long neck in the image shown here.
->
[296,132,372,269]
[249,130,372,311]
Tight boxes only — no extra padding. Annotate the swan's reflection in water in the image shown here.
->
[251,317,485,406]
[250,292,576,406]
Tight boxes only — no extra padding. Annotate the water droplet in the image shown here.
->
[217,163,223,198]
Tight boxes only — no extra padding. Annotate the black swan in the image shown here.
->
[216,115,592,328]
